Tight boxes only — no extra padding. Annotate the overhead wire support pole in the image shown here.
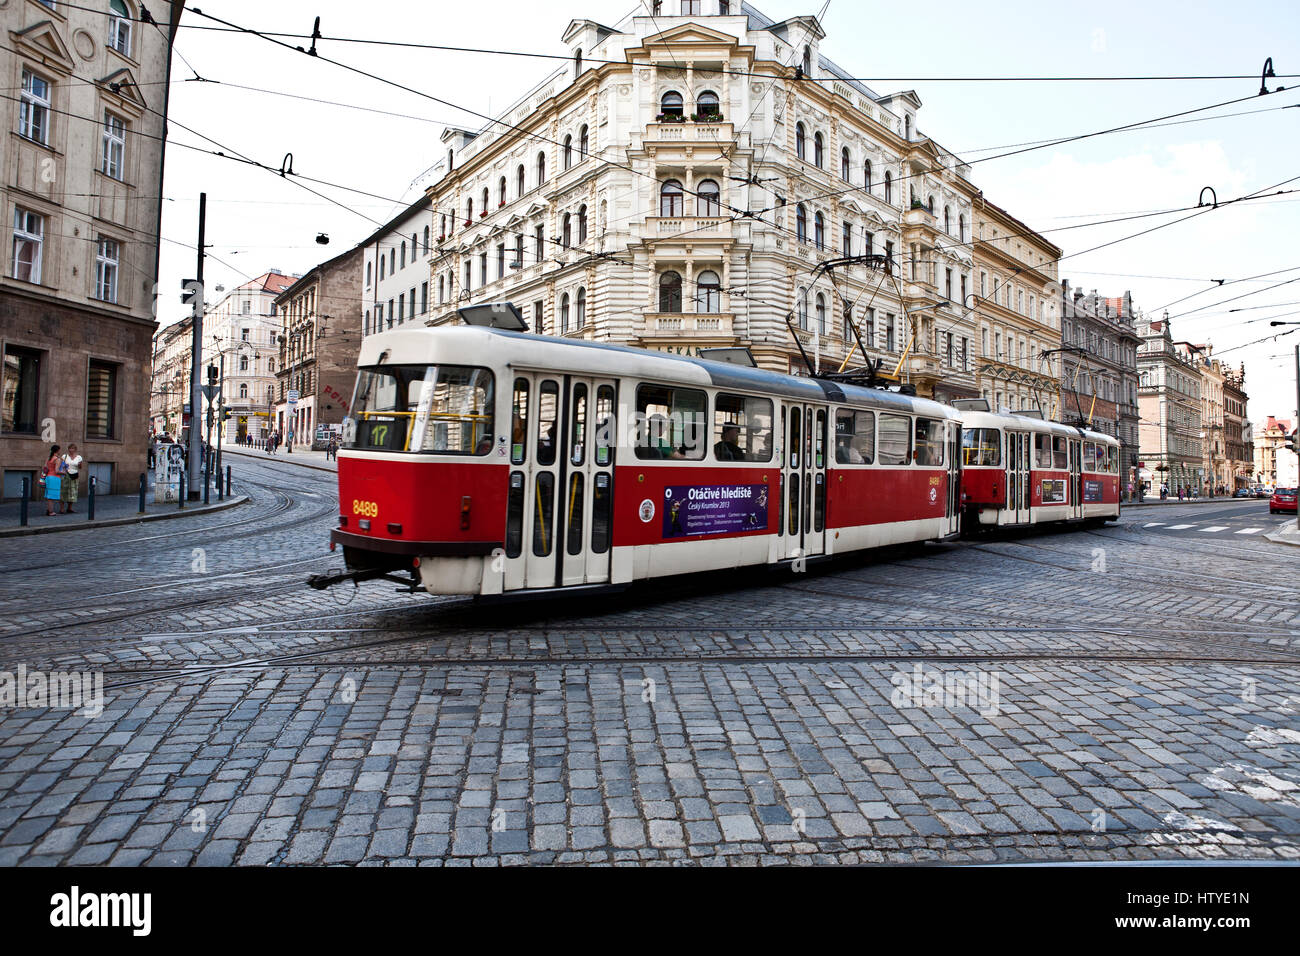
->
[187,191,206,500]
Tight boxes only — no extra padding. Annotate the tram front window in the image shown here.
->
[345,364,494,455]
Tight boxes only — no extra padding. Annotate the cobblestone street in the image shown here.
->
[0,457,1297,866]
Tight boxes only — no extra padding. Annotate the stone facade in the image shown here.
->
[149,313,192,440]
[1253,415,1297,488]
[362,197,434,336]
[1138,313,1204,496]
[1,0,183,497]
[206,272,296,443]
[1223,364,1250,490]
[274,246,363,446]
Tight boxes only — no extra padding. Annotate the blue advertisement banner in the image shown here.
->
[663,484,769,538]
[1083,479,1104,503]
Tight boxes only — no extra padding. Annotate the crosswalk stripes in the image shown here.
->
[1168,524,1195,530]
[1198,526,1229,532]
[1235,527,1264,534]
[1140,522,1270,536]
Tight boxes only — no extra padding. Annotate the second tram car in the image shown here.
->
[958,408,1121,529]
[329,327,963,598]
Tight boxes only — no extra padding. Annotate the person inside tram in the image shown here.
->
[648,414,685,460]
[714,423,745,461]
[835,435,865,464]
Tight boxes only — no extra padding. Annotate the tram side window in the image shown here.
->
[511,378,529,464]
[1034,433,1053,469]
[961,428,1000,466]
[537,381,559,466]
[1083,442,1096,472]
[594,385,615,466]
[877,413,912,465]
[835,409,874,464]
[1107,445,1118,474]
[1094,443,1107,473]
[713,394,773,462]
[635,384,706,460]
[1052,436,1068,470]
[914,418,944,466]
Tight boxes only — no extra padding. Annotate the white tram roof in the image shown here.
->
[359,326,960,420]
[957,408,1118,445]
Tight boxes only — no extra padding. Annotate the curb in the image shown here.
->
[1121,499,1258,510]
[0,494,249,538]
[1264,519,1300,548]
[221,448,337,475]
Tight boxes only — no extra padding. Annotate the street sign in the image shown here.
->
[201,384,220,402]
[287,389,300,402]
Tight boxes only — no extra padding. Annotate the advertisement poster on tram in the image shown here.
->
[662,484,769,538]
[1041,479,1066,504]
[1083,478,1104,502]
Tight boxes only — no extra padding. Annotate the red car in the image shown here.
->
[1270,488,1298,514]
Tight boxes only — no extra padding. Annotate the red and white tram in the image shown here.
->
[958,408,1121,529]
[326,326,963,598]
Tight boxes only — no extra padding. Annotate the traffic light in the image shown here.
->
[180,279,201,307]
[207,365,218,386]
[1286,431,1298,455]
[221,405,233,422]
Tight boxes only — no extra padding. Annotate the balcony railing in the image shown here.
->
[640,312,734,337]
[647,217,732,239]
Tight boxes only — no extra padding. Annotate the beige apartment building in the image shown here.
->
[1138,313,1204,495]
[1223,364,1251,490]
[1,0,183,497]
[1254,415,1297,488]
[971,196,1062,416]
[206,272,296,444]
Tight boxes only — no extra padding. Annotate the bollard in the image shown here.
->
[179,470,186,509]
[138,473,146,514]
[88,476,96,521]
[20,477,29,527]
[217,462,224,501]
[203,467,210,505]
[225,465,231,498]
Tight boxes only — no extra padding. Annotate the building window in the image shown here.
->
[886,315,895,352]
[398,293,405,323]
[423,225,430,252]
[574,48,582,77]
[814,211,824,250]
[19,70,50,145]
[438,277,444,304]
[681,0,701,13]
[536,151,547,186]
[497,244,505,279]
[797,288,808,329]
[660,180,683,217]
[400,241,406,269]
[108,0,132,57]
[575,287,586,329]
[814,293,826,334]
[479,250,487,285]
[958,214,966,242]
[904,115,911,140]
[695,90,720,120]
[884,171,892,205]
[101,112,126,180]
[884,240,894,273]
[795,122,806,160]
[864,230,873,257]
[463,262,471,295]
[579,124,589,157]
[560,292,570,333]
[697,180,721,217]
[11,208,43,284]
[841,147,851,182]
[534,300,545,335]
[577,205,588,244]
[85,360,117,439]
[796,204,807,243]
[562,212,572,248]
[390,248,396,273]
[660,91,683,120]
[802,45,811,77]
[696,271,721,313]
[239,383,248,399]
[563,134,573,170]
[516,164,526,196]
[2,346,40,434]
[659,272,683,313]
[842,222,852,256]
[388,298,395,327]
[864,159,872,191]
[366,261,372,286]
[813,132,824,168]
[379,255,385,280]
[534,224,545,262]
[943,206,951,235]
[514,234,524,269]
[238,355,249,372]
[95,238,119,302]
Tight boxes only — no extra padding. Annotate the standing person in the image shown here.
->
[60,444,83,514]
[40,444,62,516]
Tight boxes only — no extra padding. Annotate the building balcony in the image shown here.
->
[644,120,735,146]
[645,216,733,242]
[639,312,734,340]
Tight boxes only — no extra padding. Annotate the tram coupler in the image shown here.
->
[307,568,422,591]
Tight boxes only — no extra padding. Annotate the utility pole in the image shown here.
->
[186,192,207,499]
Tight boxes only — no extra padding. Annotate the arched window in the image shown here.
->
[797,287,808,329]
[696,90,720,120]
[660,91,683,120]
[447,147,454,172]
[481,187,489,213]
[958,214,966,242]
[537,151,546,186]
[379,256,385,280]
[813,132,824,168]
[943,206,951,235]
[560,292,571,333]
[563,134,573,170]
[575,287,586,328]
[796,204,807,242]
[905,115,911,140]
[466,198,473,223]
[499,176,507,206]
[795,122,806,160]
[927,195,935,214]
[400,241,406,268]
[109,0,133,56]
[660,180,684,217]
[659,272,683,312]
[516,164,526,196]
[696,270,721,313]
[697,179,721,217]
[577,204,588,244]
[239,355,249,372]
[574,48,582,76]
[884,171,893,204]
[562,212,572,248]
[239,382,248,399]
[802,45,811,77]
[815,293,826,333]
[579,124,589,157]
[864,159,872,191]
[841,147,851,182]
[366,262,372,286]
[814,211,825,250]
[423,225,430,252]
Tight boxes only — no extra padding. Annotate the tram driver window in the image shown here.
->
[1052,436,1068,470]
[1034,433,1052,469]
[877,413,911,465]
[834,409,874,464]
[635,384,706,460]
[1107,445,1118,473]
[914,418,944,466]
[961,428,1000,466]
[713,394,773,462]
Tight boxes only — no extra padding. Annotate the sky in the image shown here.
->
[156,0,1300,422]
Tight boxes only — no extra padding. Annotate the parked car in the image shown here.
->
[1232,488,1252,498]
[1270,488,1298,514]
[1254,487,1270,498]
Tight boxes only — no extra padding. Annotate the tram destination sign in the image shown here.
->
[662,483,769,538]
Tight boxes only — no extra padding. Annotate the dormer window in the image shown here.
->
[802,45,811,77]
[660,91,683,121]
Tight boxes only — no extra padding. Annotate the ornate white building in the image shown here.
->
[410,4,992,400]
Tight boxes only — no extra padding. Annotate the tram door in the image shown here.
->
[503,374,617,592]
[945,421,962,535]
[1069,438,1083,519]
[1006,430,1031,524]
[781,403,828,560]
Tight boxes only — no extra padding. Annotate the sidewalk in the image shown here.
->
[0,481,247,537]
[1121,496,1255,509]
[1265,519,1300,548]
[222,445,338,474]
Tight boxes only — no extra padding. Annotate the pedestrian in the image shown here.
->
[40,444,62,516]
[60,443,83,514]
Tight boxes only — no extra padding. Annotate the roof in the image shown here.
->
[235,271,297,295]
[358,194,433,248]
